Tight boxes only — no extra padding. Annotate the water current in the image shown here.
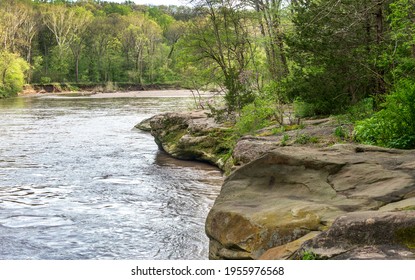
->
[0,91,222,260]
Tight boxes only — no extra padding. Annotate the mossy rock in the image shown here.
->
[147,111,237,172]
[396,226,415,249]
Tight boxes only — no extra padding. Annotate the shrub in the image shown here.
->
[294,99,319,118]
[234,97,279,135]
[354,79,415,149]
[294,133,319,144]
[281,134,290,146]
[0,51,30,98]
[302,250,317,260]
[334,126,349,140]
[346,98,374,122]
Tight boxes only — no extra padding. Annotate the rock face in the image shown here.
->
[206,144,415,259]
[145,111,234,171]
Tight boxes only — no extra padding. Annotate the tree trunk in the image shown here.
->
[2,68,8,85]
[168,44,175,60]
[75,55,79,83]
[375,3,383,45]
[375,1,386,96]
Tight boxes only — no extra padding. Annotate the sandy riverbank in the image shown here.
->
[20,89,218,99]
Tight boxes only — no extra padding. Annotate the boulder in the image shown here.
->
[291,211,415,260]
[206,144,415,259]
[145,111,234,171]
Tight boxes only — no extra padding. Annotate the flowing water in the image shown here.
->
[0,91,222,260]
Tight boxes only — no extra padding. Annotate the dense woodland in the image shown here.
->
[1,0,415,148]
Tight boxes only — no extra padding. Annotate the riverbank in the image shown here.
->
[19,87,216,100]
[21,82,183,95]
[138,110,415,260]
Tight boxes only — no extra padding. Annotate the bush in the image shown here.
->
[344,98,374,123]
[284,67,351,116]
[234,97,279,135]
[334,125,350,140]
[0,51,30,98]
[354,79,415,149]
[294,133,319,144]
[294,99,319,118]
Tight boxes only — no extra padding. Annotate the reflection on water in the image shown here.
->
[0,93,222,260]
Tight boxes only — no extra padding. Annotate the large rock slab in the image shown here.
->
[292,211,415,260]
[206,145,415,259]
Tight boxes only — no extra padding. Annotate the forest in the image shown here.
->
[1,0,415,148]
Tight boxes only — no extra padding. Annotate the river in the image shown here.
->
[0,91,222,260]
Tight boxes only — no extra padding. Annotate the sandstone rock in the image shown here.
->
[380,197,415,211]
[206,145,415,259]
[292,211,415,260]
[141,111,415,260]
[135,117,153,131]
[146,111,234,171]
[232,137,278,166]
[259,231,320,260]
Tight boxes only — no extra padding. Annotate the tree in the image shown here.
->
[247,0,289,81]
[185,0,258,112]
[0,51,30,98]
[85,14,127,82]
[165,20,187,59]
[147,6,174,31]
[68,7,93,82]
[0,0,32,53]
[119,13,163,83]
[388,0,415,80]
[18,4,40,64]
[286,0,391,114]
[42,3,93,82]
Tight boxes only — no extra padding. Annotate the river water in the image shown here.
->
[0,91,222,260]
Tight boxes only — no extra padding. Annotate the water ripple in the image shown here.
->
[0,94,222,260]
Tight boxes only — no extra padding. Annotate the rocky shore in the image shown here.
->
[137,111,415,260]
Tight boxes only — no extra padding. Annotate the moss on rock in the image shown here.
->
[146,111,236,172]
[396,227,415,249]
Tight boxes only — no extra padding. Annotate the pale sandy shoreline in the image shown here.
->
[20,89,217,99]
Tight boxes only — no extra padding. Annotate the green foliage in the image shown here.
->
[0,51,30,98]
[302,250,317,260]
[344,98,375,123]
[180,3,259,113]
[262,80,289,104]
[103,3,132,16]
[334,126,350,141]
[234,97,278,135]
[334,98,375,138]
[287,0,390,114]
[387,0,415,81]
[223,69,256,112]
[293,99,320,118]
[280,134,290,146]
[147,6,174,30]
[48,46,71,82]
[354,79,415,149]
[1,0,414,134]
[294,133,319,145]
